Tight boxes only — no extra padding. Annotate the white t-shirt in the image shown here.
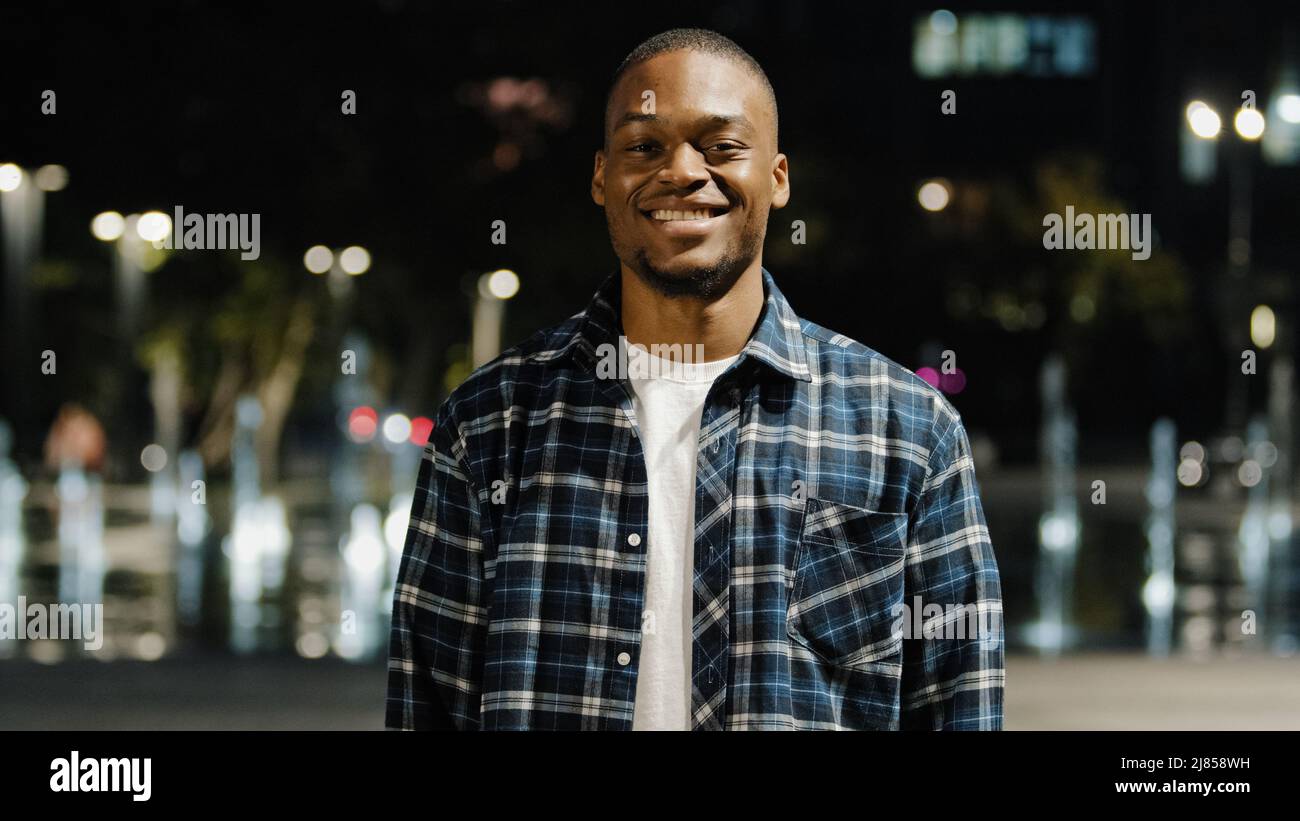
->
[625,340,740,731]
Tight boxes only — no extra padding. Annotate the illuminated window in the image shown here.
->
[913,12,1096,78]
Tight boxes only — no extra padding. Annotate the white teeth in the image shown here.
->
[650,208,718,221]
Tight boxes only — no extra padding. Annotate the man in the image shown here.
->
[388,28,1003,731]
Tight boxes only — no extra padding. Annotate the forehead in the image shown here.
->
[609,50,767,132]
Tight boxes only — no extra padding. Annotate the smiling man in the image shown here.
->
[388,28,1004,731]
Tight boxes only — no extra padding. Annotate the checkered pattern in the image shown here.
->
[387,268,1003,730]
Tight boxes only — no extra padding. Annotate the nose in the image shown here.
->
[657,143,710,188]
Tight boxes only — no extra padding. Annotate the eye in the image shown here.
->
[627,143,659,153]
[709,143,745,153]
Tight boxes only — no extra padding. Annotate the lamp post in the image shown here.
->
[2,164,67,443]
[472,268,520,367]
[1184,99,1267,434]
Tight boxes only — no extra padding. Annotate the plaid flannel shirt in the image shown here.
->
[387,268,1003,730]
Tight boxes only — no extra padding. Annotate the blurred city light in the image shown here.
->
[1179,441,1206,463]
[483,268,520,300]
[1177,457,1204,487]
[382,413,412,445]
[91,211,126,241]
[296,633,329,659]
[1234,107,1266,140]
[1142,571,1176,612]
[347,406,378,442]
[339,245,371,275]
[1186,101,1222,139]
[136,210,172,243]
[1279,94,1300,124]
[0,163,23,192]
[917,179,951,211]
[1038,512,1079,552]
[140,443,168,472]
[929,9,957,36]
[135,633,167,661]
[384,496,411,553]
[303,245,333,274]
[939,368,967,394]
[409,416,434,446]
[1251,304,1276,348]
[1256,440,1278,468]
[34,164,68,191]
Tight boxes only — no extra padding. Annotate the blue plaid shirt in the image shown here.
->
[388,268,1003,730]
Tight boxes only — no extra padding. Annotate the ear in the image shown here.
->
[770,152,790,209]
[591,149,607,206]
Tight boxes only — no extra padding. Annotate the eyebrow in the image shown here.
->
[612,112,757,134]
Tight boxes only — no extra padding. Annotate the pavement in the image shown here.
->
[2,651,1298,730]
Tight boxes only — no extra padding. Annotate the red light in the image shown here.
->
[409,416,434,446]
[348,406,378,442]
[915,367,941,388]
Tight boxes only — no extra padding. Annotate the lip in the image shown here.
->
[639,207,731,238]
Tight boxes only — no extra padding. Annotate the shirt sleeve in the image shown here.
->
[899,415,1005,730]
[386,404,488,730]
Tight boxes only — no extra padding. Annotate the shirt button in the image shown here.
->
[617,651,632,666]
[627,533,641,547]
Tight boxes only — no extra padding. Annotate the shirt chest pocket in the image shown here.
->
[786,497,909,669]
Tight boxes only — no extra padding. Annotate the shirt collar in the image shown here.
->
[566,267,812,383]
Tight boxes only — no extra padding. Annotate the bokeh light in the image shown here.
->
[304,245,333,274]
[1234,107,1265,140]
[0,163,23,192]
[140,443,168,472]
[1251,304,1276,349]
[382,413,412,444]
[917,179,951,211]
[939,368,967,394]
[34,164,69,191]
[1186,101,1222,139]
[339,245,371,275]
[484,268,520,299]
[409,416,434,446]
[929,10,957,36]
[91,211,126,241]
[136,210,172,243]
[348,406,378,442]
[1279,94,1300,124]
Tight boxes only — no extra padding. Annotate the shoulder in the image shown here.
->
[436,311,585,431]
[797,317,966,451]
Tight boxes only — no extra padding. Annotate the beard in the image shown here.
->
[614,208,765,300]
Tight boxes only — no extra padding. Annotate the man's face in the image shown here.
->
[593,50,789,299]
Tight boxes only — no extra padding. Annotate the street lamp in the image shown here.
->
[304,244,370,299]
[1234,107,1266,140]
[917,179,951,212]
[1186,100,1222,139]
[303,245,333,274]
[472,269,519,367]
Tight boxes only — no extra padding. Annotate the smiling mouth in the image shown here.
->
[643,207,729,221]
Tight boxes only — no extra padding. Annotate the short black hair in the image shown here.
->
[604,27,778,148]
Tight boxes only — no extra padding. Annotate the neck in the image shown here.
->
[619,261,765,363]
